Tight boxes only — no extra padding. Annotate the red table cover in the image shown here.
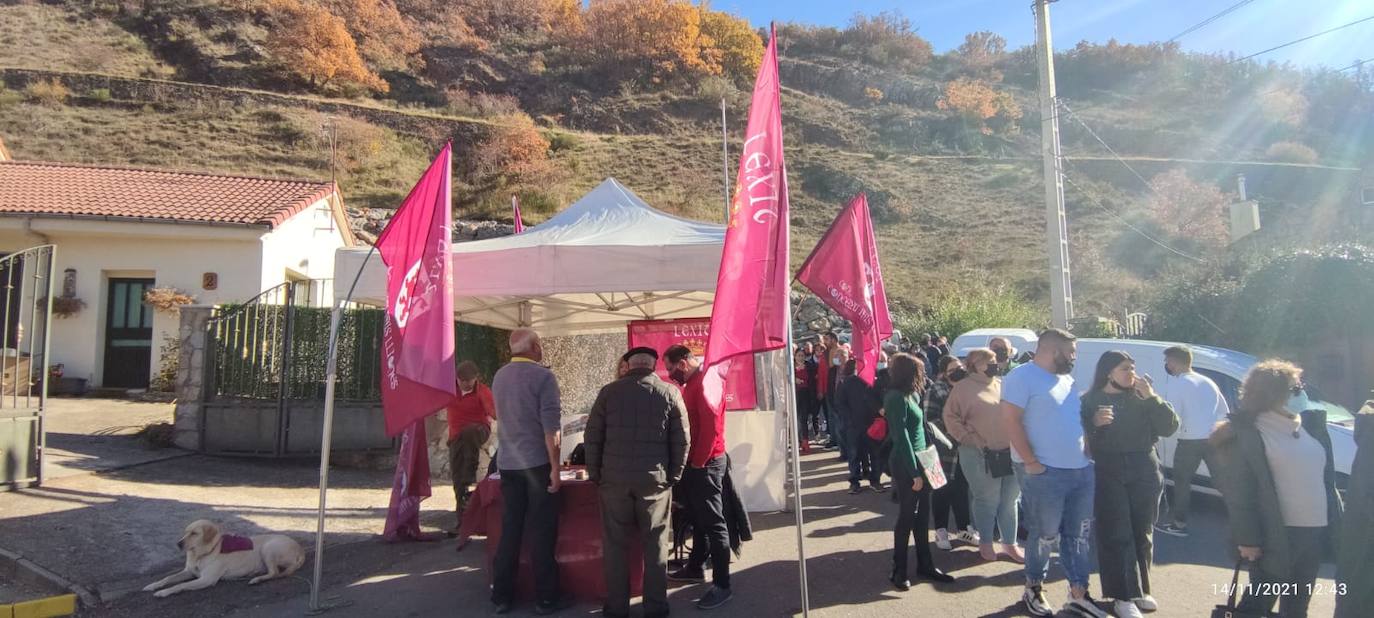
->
[458,468,644,603]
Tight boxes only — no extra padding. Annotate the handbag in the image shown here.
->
[1210,559,1275,618]
[983,448,1014,479]
[914,445,948,490]
[866,416,888,441]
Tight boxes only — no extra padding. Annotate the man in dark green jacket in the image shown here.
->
[584,348,690,618]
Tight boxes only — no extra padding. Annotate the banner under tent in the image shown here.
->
[333,177,791,511]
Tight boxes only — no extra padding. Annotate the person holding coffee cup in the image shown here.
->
[1079,351,1179,618]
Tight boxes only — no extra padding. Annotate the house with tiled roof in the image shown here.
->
[0,157,354,390]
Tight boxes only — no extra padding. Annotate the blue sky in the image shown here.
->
[715,0,1372,70]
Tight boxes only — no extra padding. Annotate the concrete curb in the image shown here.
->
[0,593,76,618]
[0,547,99,609]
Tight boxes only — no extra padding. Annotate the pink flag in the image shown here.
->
[795,194,893,384]
[382,421,431,541]
[705,25,790,370]
[512,195,525,233]
[377,143,457,437]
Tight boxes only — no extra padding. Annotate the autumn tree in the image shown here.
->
[576,0,713,84]
[954,31,1006,81]
[936,78,1022,135]
[265,0,388,93]
[464,112,553,184]
[1142,168,1230,247]
[698,7,762,84]
[321,0,422,70]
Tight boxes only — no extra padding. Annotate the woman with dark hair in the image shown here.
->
[927,355,977,550]
[837,359,883,494]
[1079,351,1178,618]
[886,353,956,591]
[793,348,814,454]
[1212,360,1344,618]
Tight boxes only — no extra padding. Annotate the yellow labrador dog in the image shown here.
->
[142,520,305,598]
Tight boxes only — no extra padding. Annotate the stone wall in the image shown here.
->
[543,333,623,417]
[172,305,212,450]
[792,291,851,345]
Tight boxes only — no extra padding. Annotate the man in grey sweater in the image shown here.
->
[489,328,569,615]
[585,347,690,618]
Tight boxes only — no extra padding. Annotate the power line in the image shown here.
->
[1061,171,1206,263]
[1227,15,1374,65]
[1168,0,1257,43]
[1058,101,1157,192]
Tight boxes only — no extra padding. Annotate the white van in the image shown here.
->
[950,329,1356,493]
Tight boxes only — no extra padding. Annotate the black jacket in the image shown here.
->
[1336,402,1374,618]
[722,455,753,555]
[584,368,690,487]
[1212,410,1344,581]
[835,374,879,431]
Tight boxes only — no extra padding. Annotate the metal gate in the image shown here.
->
[201,281,390,456]
[0,245,56,490]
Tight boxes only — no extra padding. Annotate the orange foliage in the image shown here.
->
[265,0,388,93]
[936,78,1021,135]
[698,8,762,84]
[467,113,553,182]
[574,0,715,84]
[1144,169,1229,247]
[322,0,422,70]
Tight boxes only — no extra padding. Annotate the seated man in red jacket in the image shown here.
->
[446,360,495,532]
[663,344,733,611]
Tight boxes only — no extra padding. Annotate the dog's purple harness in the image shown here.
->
[220,535,253,553]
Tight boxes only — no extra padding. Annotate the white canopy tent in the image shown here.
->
[335,178,724,334]
[332,178,788,511]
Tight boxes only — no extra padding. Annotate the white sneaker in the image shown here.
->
[1133,595,1158,612]
[1064,591,1108,618]
[955,527,981,545]
[1114,599,1144,618]
[934,528,952,550]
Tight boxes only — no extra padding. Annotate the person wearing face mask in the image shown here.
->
[1001,328,1103,617]
[946,348,1024,564]
[446,361,496,533]
[662,345,734,610]
[988,337,1021,377]
[1211,360,1343,618]
[1079,352,1179,618]
[926,356,977,550]
[1155,346,1229,538]
[836,359,885,493]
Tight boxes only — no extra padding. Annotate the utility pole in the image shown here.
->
[1034,0,1073,329]
[721,98,731,224]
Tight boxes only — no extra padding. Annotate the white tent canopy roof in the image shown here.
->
[333,178,725,335]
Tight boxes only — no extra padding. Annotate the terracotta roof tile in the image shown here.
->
[0,161,336,228]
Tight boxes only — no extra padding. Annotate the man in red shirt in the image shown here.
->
[663,345,733,610]
[446,361,495,531]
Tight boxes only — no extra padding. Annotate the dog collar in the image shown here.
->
[220,535,254,553]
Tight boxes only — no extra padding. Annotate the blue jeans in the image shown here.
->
[1015,463,1095,589]
[960,445,1020,545]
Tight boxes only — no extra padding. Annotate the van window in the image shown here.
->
[1195,368,1241,412]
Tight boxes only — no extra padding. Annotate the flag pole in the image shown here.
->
[720,97,730,224]
[310,244,377,613]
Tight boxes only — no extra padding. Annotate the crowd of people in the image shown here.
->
[448,325,1370,617]
[794,327,1365,618]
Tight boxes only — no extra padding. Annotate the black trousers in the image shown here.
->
[847,424,880,485]
[684,455,731,589]
[1094,452,1162,601]
[795,387,814,441]
[892,471,936,579]
[1240,526,1325,618]
[492,464,561,605]
[931,442,971,531]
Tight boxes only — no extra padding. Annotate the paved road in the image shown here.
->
[41,398,182,480]
[77,449,1341,617]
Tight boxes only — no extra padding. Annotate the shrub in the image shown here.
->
[936,78,1022,137]
[264,0,389,94]
[1264,141,1318,164]
[24,78,70,106]
[547,131,580,152]
[0,85,23,108]
[892,282,1046,343]
[697,7,763,84]
[443,89,521,117]
[86,88,112,102]
[695,74,738,103]
[1141,169,1229,246]
[464,112,553,183]
[864,87,884,104]
[839,11,933,70]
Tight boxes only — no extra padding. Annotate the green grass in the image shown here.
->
[0,4,170,78]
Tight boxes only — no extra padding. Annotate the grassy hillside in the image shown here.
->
[0,0,1369,319]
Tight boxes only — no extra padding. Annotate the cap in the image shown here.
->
[621,346,659,362]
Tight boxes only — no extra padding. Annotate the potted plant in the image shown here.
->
[143,286,196,313]
[43,296,86,318]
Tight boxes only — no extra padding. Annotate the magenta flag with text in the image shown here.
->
[795,194,893,384]
[378,143,457,437]
[381,421,431,541]
[705,26,789,372]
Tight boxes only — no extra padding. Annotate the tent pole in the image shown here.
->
[783,315,809,616]
[310,245,377,613]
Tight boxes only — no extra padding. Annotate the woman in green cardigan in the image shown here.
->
[886,353,956,591]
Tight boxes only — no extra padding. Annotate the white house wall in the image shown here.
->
[259,198,345,306]
[0,220,265,387]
